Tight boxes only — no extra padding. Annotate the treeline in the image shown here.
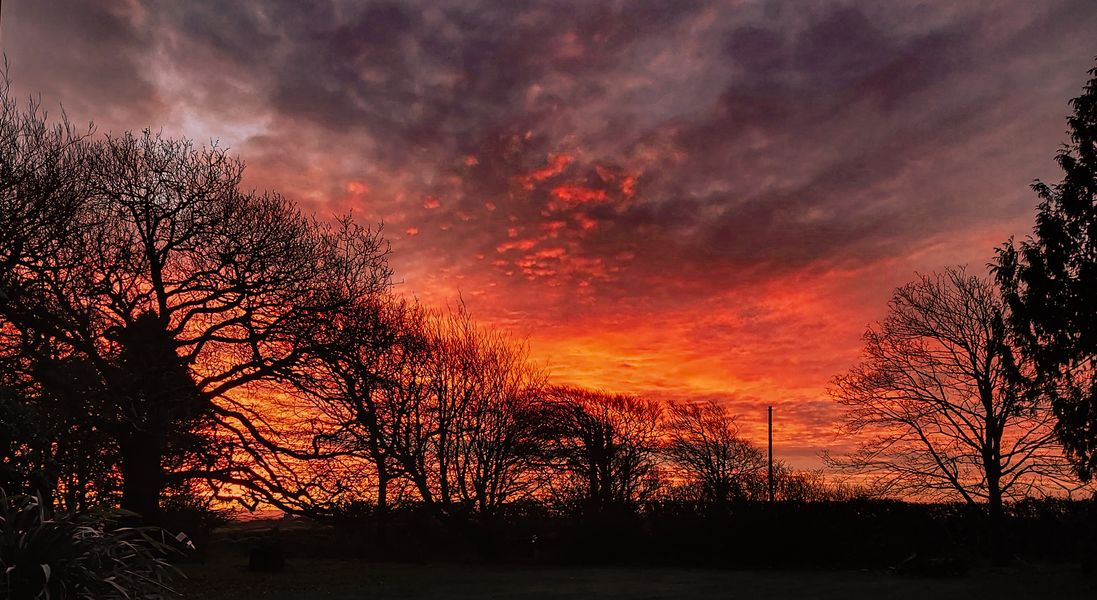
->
[301,496,1096,568]
[306,300,851,519]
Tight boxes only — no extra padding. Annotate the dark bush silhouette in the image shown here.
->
[248,542,286,573]
[0,490,185,599]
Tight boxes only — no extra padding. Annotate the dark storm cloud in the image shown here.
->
[5,0,1096,306]
[545,0,1095,300]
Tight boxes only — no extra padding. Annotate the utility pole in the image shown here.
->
[767,405,774,503]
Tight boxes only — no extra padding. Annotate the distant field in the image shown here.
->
[179,557,1094,600]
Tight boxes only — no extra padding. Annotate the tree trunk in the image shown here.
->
[375,465,390,550]
[27,470,55,517]
[986,460,1007,564]
[376,468,389,514]
[120,435,163,521]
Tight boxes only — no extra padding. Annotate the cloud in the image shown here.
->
[3,1,162,128]
[4,0,1097,466]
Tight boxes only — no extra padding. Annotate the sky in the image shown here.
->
[3,0,1096,467]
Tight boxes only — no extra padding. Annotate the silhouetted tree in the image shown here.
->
[0,350,56,502]
[308,302,545,519]
[827,268,1082,536]
[0,79,109,508]
[539,386,662,514]
[763,463,858,502]
[437,307,546,516]
[304,296,417,515]
[995,64,1097,479]
[8,350,120,511]
[662,400,764,505]
[0,85,392,518]
[0,78,92,291]
[371,302,442,513]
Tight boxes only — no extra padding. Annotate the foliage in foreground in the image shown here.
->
[0,491,185,600]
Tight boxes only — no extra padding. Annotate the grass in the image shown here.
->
[179,555,1095,599]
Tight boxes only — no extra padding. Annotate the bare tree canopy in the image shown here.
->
[662,400,765,505]
[0,85,393,518]
[827,267,1084,519]
[307,300,546,518]
[538,386,662,513]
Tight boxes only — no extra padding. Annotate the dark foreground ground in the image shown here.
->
[180,557,1094,600]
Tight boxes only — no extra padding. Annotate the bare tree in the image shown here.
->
[0,77,92,290]
[308,301,545,519]
[827,267,1084,527]
[441,307,546,517]
[1,80,107,508]
[758,463,861,502]
[539,386,663,513]
[305,296,418,515]
[0,98,392,518]
[662,400,765,505]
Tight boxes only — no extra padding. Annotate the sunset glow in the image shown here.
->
[4,0,1096,472]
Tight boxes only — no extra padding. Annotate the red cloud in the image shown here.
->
[519,153,573,190]
[496,239,538,253]
[552,184,608,204]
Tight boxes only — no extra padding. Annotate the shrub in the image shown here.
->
[1,491,186,599]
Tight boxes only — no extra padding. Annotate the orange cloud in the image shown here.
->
[345,180,370,195]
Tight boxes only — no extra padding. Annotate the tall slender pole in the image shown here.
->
[767,405,774,503]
